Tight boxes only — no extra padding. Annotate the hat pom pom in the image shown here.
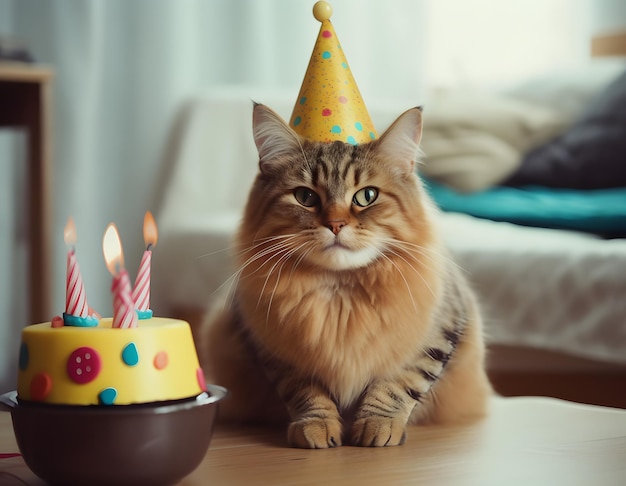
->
[313,1,332,22]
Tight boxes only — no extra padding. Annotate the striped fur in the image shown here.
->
[200,104,491,449]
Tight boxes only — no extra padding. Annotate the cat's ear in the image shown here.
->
[252,103,302,172]
[376,107,423,176]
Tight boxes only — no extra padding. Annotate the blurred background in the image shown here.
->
[1,0,625,397]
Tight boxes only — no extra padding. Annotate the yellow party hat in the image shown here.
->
[289,1,377,145]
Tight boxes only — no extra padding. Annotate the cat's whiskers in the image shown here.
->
[195,246,232,260]
[384,238,464,274]
[262,241,312,324]
[378,239,459,283]
[384,242,442,277]
[257,240,308,310]
[217,233,305,314]
[376,236,453,301]
[224,246,288,308]
[218,236,303,294]
[198,234,295,261]
[235,234,300,258]
[383,246,436,301]
[238,236,301,273]
[288,242,316,283]
[376,251,418,312]
[214,235,301,309]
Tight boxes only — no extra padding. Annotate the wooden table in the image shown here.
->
[1,396,625,485]
[0,62,53,324]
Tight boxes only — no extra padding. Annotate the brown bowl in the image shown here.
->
[0,384,226,486]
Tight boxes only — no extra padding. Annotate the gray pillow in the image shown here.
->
[505,69,626,189]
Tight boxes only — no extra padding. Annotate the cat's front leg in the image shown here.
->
[275,377,343,449]
[351,334,459,446]
[350,381,416,447]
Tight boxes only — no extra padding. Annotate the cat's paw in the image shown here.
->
[287,417,343,449]
[350,416,408,447]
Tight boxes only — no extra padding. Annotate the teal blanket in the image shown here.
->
[423,179,626,235]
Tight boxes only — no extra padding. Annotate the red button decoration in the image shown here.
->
[30,373,52,401]
[67,347,101,384]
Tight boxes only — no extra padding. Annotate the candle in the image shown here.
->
[133,211,158,319]
[103,224,138,329]
[62,217,98,327]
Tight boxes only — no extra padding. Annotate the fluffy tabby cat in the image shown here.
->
[199,103,491,448]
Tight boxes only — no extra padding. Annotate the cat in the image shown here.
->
[199,102,492,448]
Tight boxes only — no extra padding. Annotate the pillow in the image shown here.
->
[419,91,569,192]
[505,68,626,190]
[419,129,519,193]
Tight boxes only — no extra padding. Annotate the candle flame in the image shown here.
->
[64,217,77,246]
[143,211,158,248]
[103,223,125,276]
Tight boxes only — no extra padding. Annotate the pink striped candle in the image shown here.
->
[132,250,151,311]
[103,223,138,329]
[112,269,137,329]
[66,249,89,317]
[132,211,158,318]
[64,217,89,317]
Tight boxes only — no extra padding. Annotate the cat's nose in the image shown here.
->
[326,220,346,235]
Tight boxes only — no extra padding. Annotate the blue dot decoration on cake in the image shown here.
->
[122,342,140,367]
[99,387,118,405]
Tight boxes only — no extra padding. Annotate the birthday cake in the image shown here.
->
[17,317,206,406]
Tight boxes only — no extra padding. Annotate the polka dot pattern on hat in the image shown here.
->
[289,13,377,144]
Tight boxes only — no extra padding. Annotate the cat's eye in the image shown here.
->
[294,187,320,207]
[352,187,378,207]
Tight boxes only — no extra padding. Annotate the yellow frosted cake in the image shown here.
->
[17,317,206,406]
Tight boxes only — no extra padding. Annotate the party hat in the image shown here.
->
[289,1,377,145]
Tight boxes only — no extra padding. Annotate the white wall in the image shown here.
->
[590,0,626,33]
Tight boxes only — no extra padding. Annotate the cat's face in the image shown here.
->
[242,104,430,272]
